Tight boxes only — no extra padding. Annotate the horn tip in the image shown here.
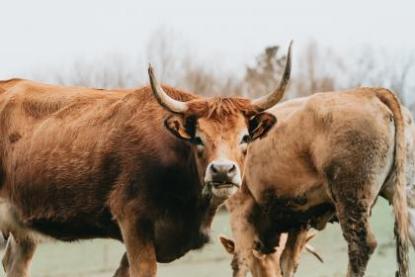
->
[287,40,294,56]
[148,63,154,75]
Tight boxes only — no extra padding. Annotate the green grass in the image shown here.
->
[0,198,413,276]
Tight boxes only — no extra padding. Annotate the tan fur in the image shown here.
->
[233,87,411,277]
[222,188,315,277]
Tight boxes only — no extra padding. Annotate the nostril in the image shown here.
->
[210,164,218,173]
[228,164,236,173]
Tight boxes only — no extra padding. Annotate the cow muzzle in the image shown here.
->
[204,160,241,199]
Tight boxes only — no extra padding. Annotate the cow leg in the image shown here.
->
[336,202,376,277]
[113,253,130,277]
[118,217,156,277]
[280,228,308,277]
[331,182,378,277]
[2,234,37,277]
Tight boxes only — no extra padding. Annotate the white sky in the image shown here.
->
[0,0,414,80]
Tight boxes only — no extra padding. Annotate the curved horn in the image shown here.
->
[251,41,293,111]
[305,244,324,263]
[148,64,189,113]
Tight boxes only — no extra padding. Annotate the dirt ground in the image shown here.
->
[0,198,413,277]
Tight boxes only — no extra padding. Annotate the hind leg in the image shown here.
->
[330,179,378,277]
[2,233,37,277]
[336,200,377,277]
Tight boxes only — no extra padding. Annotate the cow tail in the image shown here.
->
[375,88,409,277]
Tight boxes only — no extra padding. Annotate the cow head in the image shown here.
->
[148,42,292,200]
[219,233,323,277]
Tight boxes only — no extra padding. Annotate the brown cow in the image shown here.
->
[219,187,323,277]
[0,43,292,277]
[228,89,412,277]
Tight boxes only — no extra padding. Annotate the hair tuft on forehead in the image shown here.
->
[188,98,257,120]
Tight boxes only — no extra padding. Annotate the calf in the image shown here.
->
[220,188,322,277]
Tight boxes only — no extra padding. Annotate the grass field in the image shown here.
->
[1,198,413,277]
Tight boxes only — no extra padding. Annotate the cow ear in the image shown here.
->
[164,115,196,140]
[248,112,277,140]
[219,235,235,254]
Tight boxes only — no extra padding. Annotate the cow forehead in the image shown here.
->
[197,113,247,135]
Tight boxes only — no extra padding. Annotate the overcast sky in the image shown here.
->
[0,0,414,81]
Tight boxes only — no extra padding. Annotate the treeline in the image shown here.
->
[30,30,415,108]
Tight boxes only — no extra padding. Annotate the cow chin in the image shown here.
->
[202,179,241,201]
[211,184,239,199]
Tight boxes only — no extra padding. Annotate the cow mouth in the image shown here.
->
[209,182,240,189]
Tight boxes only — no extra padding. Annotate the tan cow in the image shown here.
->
[0,43,293,277]
[219,232,321,277]
[225,89,412,277]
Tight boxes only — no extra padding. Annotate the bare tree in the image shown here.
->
[242,46,287,98]
[145,27,191,86]
[293,41,339,97]
[21,31,415,113]
[345,48,414,104]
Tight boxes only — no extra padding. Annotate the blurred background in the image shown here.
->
[0,0,414,276]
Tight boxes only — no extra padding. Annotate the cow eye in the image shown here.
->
[241,134,251,144]
[191,136,204,146]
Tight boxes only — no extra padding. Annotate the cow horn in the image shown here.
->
[305,244,324,263]
[148,64,189,113]
[251,41,293,112]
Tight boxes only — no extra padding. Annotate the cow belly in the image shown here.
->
[252,191,336,233]
[0,198,121,242]
[27,210,122,242]
[272,203,335,232]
